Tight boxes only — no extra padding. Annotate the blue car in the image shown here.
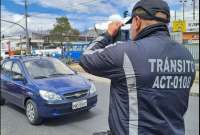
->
[0,56,97,125]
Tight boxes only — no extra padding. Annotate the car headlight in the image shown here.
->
[39,90,62,101]
[90,83,96,94]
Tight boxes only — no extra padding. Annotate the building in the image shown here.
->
[183,20,199,44]
[172,20,199,44]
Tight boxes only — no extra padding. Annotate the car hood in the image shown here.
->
[33,75,91,94]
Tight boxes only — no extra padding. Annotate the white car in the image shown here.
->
[1,49,9,59]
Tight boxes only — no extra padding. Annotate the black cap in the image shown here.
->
[126,0,170,24]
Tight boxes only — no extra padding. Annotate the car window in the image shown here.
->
[3,61,12,71]
[2,61,13,78]
[12,62,23,77]
[24,58,75,79]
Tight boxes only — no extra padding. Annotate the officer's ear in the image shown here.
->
[133,16,142,32]
[131,16,142,40]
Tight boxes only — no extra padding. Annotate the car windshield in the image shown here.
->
[24,58,75,79]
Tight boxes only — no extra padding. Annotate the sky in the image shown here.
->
[1,0,199,36]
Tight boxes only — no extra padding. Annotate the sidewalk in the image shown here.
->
[191,83,199,96]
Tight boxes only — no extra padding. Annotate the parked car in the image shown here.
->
[1,49,9,59]
[0,56,97,125]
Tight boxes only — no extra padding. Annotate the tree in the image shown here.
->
[49,17,80,43]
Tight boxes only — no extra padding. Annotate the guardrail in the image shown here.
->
[184,44,199,63]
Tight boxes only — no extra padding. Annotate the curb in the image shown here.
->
[190,83,199,97]
[79,72,110,83]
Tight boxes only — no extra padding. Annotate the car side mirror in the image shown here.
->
[12,75,26,83]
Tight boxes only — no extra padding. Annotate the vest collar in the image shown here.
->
[134,23,170,41]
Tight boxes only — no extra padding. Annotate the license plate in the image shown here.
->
[72,100,87,110]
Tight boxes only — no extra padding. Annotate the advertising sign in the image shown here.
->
[173,20,186,32]
[186,21,199,32]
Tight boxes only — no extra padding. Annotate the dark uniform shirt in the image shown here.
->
[80,24,196,135]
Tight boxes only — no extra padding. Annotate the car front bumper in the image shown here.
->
[38,95,97,118]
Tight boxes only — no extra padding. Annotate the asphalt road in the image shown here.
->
[1,81,199,135]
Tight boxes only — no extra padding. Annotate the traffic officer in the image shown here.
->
[80,0,196,134]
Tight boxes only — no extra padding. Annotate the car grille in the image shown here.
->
[64,90,89,100]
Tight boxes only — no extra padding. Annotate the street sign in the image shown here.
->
[173,20,186,32]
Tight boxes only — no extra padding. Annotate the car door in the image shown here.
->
[1,60,13,101]
[8,61,27,107]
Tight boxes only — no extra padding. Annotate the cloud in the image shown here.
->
[11,0,133,15]
[4,0,200,36]
[1,6,25,36]
[12,0,199,15]
[1,6,57,36]
[12,0,38,5]
[108,14,123,21]
[95,9,199,31]
[28,13,57,31]
[38,0,89,13]
[170,10,199,21]
[69,15,108,31]
[95,14,124,30]
[36,0,118,15]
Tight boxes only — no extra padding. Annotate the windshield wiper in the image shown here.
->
[34,76,49,79]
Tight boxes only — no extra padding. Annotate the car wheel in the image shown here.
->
[25,99,43,125]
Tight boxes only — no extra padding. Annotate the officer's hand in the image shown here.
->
[107,21,124,38]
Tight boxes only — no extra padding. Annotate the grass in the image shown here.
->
[190,93,199,96]
[69,63,85,72]
[195,70,199,84]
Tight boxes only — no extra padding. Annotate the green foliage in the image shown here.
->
[49,17,80,43]
[14,50,22,55]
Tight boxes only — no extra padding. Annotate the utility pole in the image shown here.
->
[192,0,196,20]
[183,1,185,20]
[20,35,23,55]
[180,0,187,21]
[175,10,177,20]
[25,0,30,54]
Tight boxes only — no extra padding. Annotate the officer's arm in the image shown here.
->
[79,34,123,80]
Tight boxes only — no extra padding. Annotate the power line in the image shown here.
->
[1,35,23,40]
[75,0,98,6]
[1,17,25,34]
[25,0,30,53]
[64,0,99,9]
[0,18,26,34]
[30,14,110,22]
